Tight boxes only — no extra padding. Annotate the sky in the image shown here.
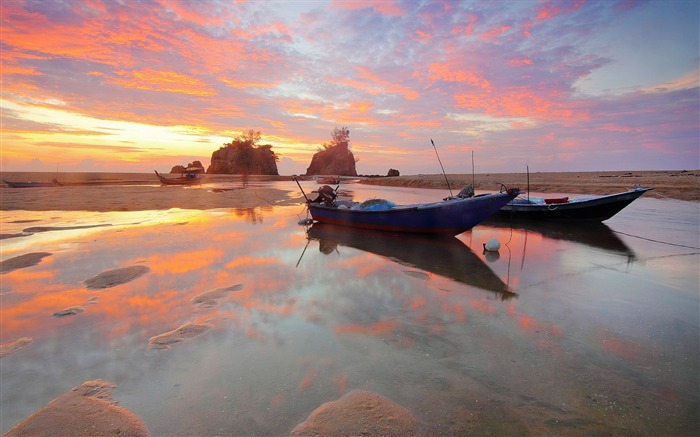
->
[1,0,698,175]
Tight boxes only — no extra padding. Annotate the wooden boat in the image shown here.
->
[154,169,204,185]
[497,187,652,221]
[2,179,62,188]
[305,185,519,235]
[307,223,515,298]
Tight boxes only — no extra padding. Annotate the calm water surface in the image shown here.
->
[1,181,698,435]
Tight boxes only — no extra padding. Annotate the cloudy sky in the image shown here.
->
[1,0,698,175]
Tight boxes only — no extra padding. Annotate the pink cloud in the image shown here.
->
[332,0,406,16]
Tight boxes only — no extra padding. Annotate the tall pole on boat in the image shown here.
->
[472,151,475,189]
[431,139,453,197]
[526,165,530,202]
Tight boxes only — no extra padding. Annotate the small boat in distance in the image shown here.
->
[2,178,62,188]
[301,181,519,235]
[154,168,204,185]
[498,186,652,221]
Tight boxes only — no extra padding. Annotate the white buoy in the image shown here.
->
[483,238,500,252]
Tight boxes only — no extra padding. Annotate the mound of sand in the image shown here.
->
[52,306,86,318]
[190,284,244,309]
[0,337,33,359]
[291,390,416,436]
[84,265,150,290]
[147,322,212,350]
[3,379,149,436]
[0,253,52,274]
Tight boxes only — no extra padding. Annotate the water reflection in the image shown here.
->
[306,223,516,299]
[1,196,698,436]
[483,216,636,260]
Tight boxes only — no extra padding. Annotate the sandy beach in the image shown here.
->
[0,170,697,212]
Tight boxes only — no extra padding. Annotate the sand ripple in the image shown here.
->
[291,390,416,436]
[3,379,149,436]
[0,252,51,274]
[84,265,150,290]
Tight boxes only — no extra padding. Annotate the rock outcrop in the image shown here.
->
[170,161,204,173]
[305,142,357,176]
[387,168,400,177]
[207,144,278,175]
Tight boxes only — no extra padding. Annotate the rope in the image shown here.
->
[613,230,700,250]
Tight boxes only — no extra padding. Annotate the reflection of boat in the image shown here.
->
[307,223,516,298]
[154,169,204,185]
[482,217,636,258]
[498,187,652,221]
[307,186,518,235]
[2,179,62,188]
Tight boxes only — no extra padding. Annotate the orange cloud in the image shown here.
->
[428,63,490,89]
[107,69,216,96]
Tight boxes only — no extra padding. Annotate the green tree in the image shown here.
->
[320,126,350,151]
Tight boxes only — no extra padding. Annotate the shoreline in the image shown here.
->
[0,170,697,212]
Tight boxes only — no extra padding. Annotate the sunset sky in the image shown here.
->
[1,0,698,175]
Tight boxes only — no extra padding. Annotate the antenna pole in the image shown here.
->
[431,139,453,197]
[471,150,475,189]
[526,165,530,202]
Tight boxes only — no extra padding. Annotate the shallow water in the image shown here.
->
[1,182,698,435]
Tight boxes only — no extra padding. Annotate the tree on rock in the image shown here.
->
[305,127,358,176]
[207,130,279,175]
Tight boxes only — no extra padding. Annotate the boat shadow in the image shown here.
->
[306,223,516,300]
[482,217,636,260]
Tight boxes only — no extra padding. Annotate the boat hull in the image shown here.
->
[154,171,204,185]
[2,180,61,188]
[498,187,652,221]
[308,191,517,234]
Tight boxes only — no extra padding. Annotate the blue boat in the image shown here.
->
[305,185,519,235]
